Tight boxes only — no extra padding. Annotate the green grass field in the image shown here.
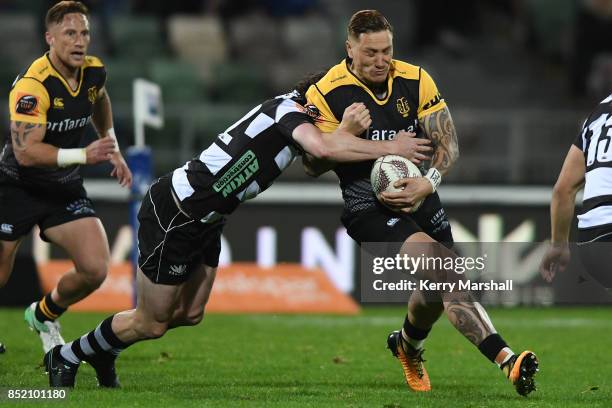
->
[0,307,610,407]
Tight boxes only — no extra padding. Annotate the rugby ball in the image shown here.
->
[370,155,424,212]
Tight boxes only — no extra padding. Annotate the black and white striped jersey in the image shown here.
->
[170,92,312,221]
[574,93,612,229]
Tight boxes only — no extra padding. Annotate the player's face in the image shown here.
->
[347,30,393,85]
[46,13,90,70]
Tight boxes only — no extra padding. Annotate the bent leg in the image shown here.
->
[112,268,184,344]
[169,264,218,328]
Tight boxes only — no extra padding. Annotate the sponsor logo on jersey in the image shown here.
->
[169,264,187,276]
[88,86,98,104]
[47,115,92,133]
[15,94,39,116]
[366,124,417,141]
[387,218,400,227]
[396,97,410,118]
[0,223,14,234]
[422,93,442,111]
[213,150,259,198]
[53,97,64,109]
[330,74,347,83]
[301,104,320,120]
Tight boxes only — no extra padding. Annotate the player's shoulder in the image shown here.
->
[313,60,354,95]
[391,59,422,81]
[20,55,52,83]
[83,55,104,69]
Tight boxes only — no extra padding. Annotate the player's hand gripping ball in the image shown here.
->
[371,155,424,213]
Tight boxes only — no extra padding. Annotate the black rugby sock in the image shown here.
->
[59,315,132,364]
[35,293,67,323]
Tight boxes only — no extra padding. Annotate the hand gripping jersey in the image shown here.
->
[305,58,446,213]
[170,92,313,222]
[575,93,612,229]
[0,53,106,189]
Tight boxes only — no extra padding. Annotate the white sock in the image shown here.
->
[401,329,425,351]
[497,347,515,368]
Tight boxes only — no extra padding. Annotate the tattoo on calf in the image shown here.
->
[445,299,492,345]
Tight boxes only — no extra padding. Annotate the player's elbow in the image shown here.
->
[307,142,332,161]
[13,149,36,167]
[552,180,577,202]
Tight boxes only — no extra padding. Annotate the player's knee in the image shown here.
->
[140,320,169,339]
[184,307,204,326]
[79,260,109,290]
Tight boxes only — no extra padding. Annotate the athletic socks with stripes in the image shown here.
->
[35,293,66,322]
[59,315,131,365]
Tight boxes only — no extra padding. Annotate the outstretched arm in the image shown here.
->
[300,103,432,176]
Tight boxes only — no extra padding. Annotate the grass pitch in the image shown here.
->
[0,307,610,407]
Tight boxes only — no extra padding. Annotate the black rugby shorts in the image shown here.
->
[0,180,96,242]
[341,192,454,248]
[137,175,225,285]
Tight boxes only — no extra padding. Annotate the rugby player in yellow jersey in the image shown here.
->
[305,10,538,396]
[0,1,131,353]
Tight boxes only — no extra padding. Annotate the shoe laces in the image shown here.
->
[399,337,426,378]
[408,348,426,378]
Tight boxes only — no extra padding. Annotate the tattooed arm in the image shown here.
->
[421,106,459,176]
[10,120,55,167]
[378,106,458,212]
[10,120,116,168]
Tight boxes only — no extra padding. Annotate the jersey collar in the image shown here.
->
[344,58,394,105]
[45,52,84,97]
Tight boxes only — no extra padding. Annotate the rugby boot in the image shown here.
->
[503,350,539,396]
[44,345,79,387]
[25,302,65,353]
[387,330,431,392]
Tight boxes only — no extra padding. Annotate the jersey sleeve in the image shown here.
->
[573,120,588,151]
[305,84,340,133]
[101,65,107,88]
[9,77,50,124]
[276,99,312,143]
[417,68,447,119]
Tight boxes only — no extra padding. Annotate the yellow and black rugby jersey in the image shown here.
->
[0,53,106,189]
[305,58,446,213]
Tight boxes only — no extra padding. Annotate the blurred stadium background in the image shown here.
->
[0,1,611,405]
[0,0,611,306]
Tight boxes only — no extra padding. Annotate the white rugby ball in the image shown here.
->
[370,155,424,212]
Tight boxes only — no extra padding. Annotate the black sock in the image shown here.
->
[35,293,67,323]
[60,315,133,365]
[402,315,431,340]
[478,333,508,363]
